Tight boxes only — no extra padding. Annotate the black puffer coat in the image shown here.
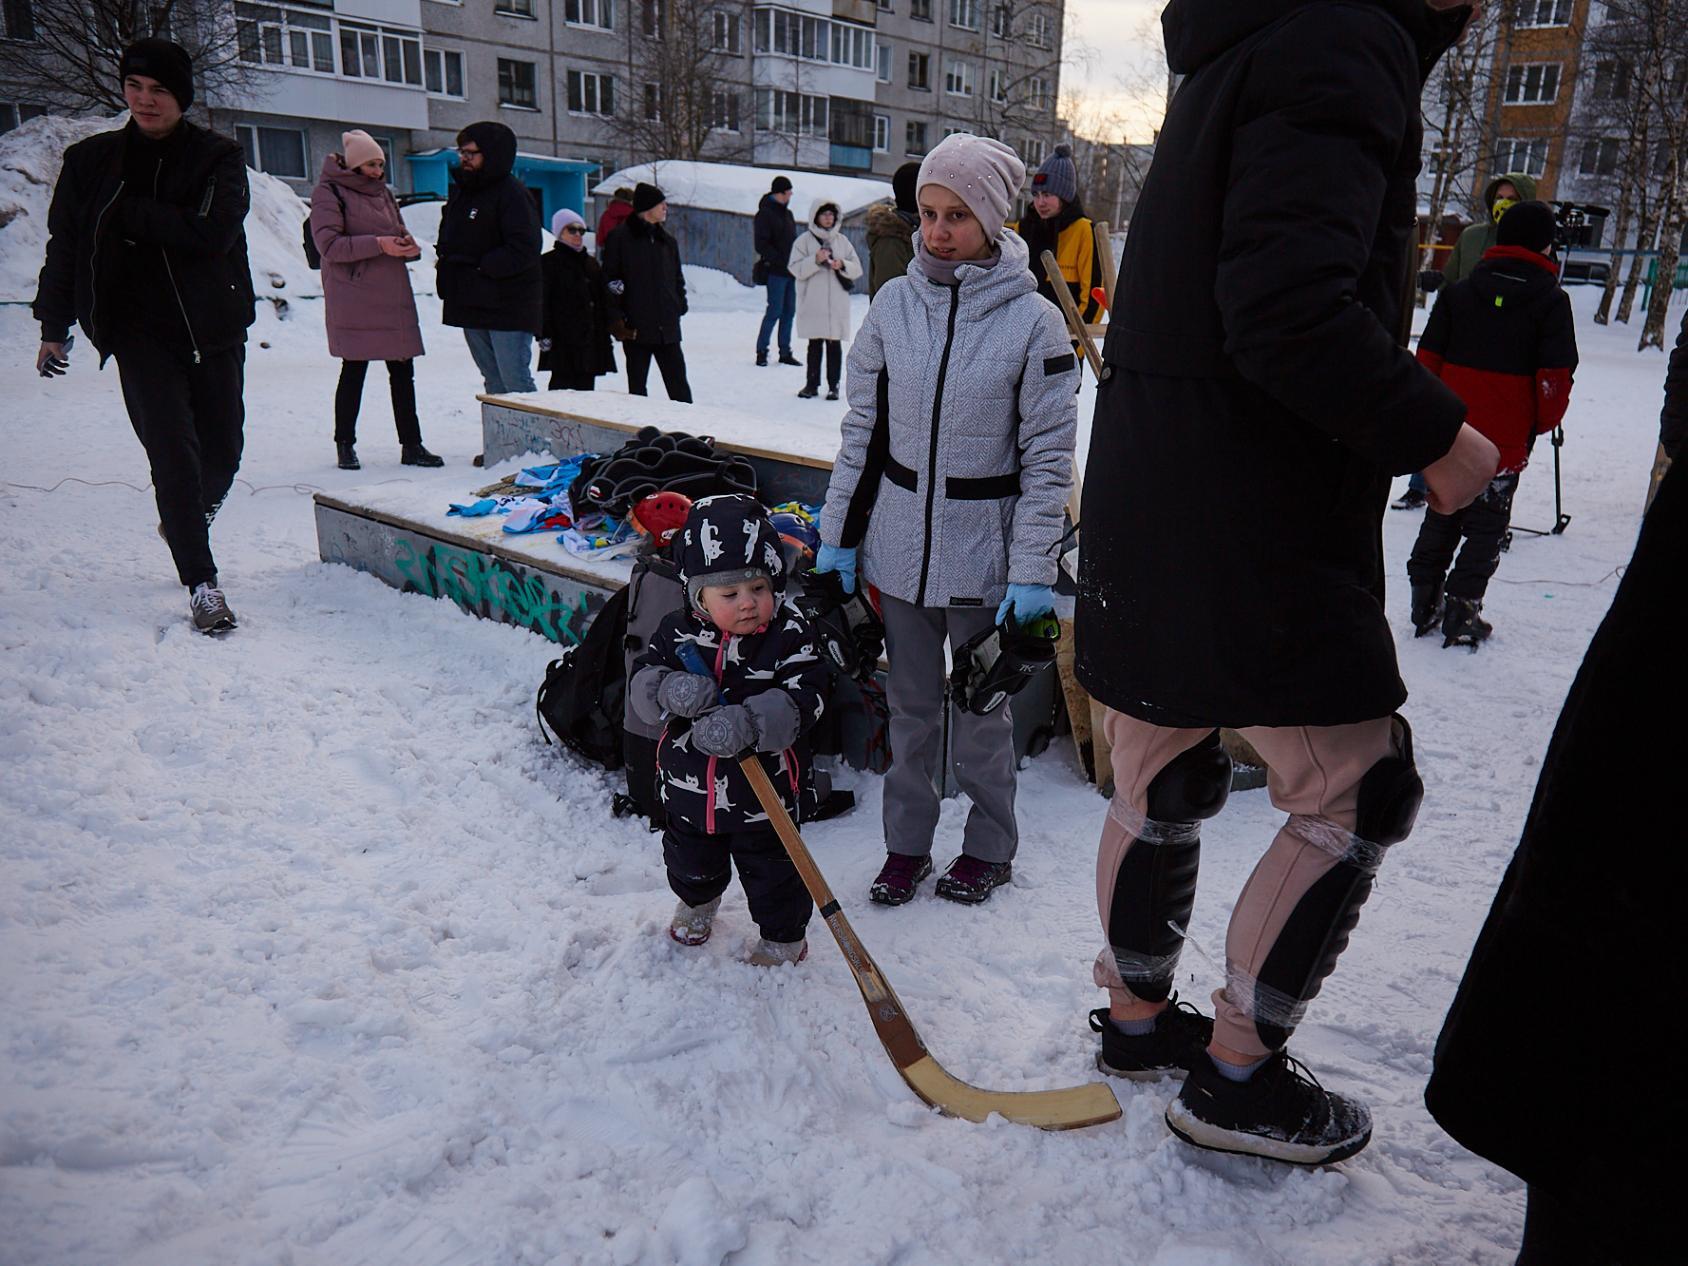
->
[1425,458,1683,1261]
[434,122,542,334]
[33,119,254,361]
[753,192,796,278]
[602,214,688,346]
[537,244,615,378]
[1074,0,1471,728]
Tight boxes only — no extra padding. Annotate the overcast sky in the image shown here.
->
[1062,0,1169,142]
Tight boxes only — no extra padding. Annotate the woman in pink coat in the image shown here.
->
[310,130,441,470]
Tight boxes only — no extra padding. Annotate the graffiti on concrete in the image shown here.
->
[393,536,598,645]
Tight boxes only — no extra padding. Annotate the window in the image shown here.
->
[644,82,662,120]
[236,4,336,75]
[831,22,873,70]
[2,0,37,41]
[236,123,307,180]
[713,11,741,52]
[1028,12,1051,48]
[337,23,421,85]
[566,0,614,29]
[877,0,892,9]
[641,0,661,36]
[568,69,614,114]
[1496,136,1548,177]
[495,0,536,16]
[499,58,538,108]
[755,87,828,135]
[1516,0,1571,26]
[905,120,927,155]
[0,102,46,132]
[910,0,931,19]
[990,4,1009,37]
[752,9,873,69]
[708,90,741,131]
[1579,137,1620,177]
[1503,62,1560,104]
[948,0,978,30]
[1028,75,1051,110]
[945,57,975,97]
[873,113,890,153]
[423,47,465,97]
[908,50,929,90]
[1021,135,1044,167]
[1592,59,1631,100]
[877,42,892,82]
[988,67,1007,104]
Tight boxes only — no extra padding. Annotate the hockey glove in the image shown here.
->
[657,670,720,719]
[814,543,858,594]
[691,704,758,757]
[996,583,1054,626]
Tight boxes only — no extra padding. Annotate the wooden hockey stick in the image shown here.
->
[1092,220,1118,312]
[1042,249,1104,378]
[738,757,1122,1130]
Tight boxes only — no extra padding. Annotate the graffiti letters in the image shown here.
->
[393,537,599,645]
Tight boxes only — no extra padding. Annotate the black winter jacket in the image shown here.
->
[1661,303,1688,460]
[753,193,797,278]
[602,215,688,346]
[1074,0,1470,729]
[434,122,543,334]
[33,119,254,361]
[537,245,615,378]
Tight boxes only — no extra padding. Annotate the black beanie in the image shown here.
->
[771,175,792,194]
[892,161,920,213]
[633,182,665,214]
[119,38,194,112]
[1496,200,1555,254]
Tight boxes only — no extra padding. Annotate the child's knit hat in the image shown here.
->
[675,495,787,615]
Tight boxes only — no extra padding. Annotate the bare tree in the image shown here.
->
[1418,6,1507,275]
[960,0,1065,149]
[1057,91,1152,228]
[0,0,255,115]
[608,0,754,165]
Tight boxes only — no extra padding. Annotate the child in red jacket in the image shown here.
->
[1408,201,1577,647]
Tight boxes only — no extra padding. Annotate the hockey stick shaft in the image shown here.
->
[1041,249,1105,378]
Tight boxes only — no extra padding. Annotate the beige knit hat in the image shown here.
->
[341,129,385,170]
[916,133,1026,241]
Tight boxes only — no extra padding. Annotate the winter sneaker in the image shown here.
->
[935,855,1012,904]
[1409,579,1444,638]
[401,444,444,467]
[797,385,819,399]
[1165,1049,1373,1166]
[825,386,840,401]
[337,442,361,470]
[1441,596,1492,648]
[188,583,237,635]
[1391,487,1428,511]
[668,896,721,946]
[777,352,801,366]
[755,350,769,367]
[869,852,933,906]
[1088,993,1215,1081]
[747,937,808,967]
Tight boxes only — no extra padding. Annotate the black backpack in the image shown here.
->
[302,183,348,271]
[536,585,630,770]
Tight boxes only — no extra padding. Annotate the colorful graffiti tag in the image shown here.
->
[392,536,600,645]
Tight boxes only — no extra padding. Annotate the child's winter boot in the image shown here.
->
[1409,579,1444,638]
[669,896,721,946]
[1165,1049,1372,1166]
[1441,596,1492,648]
[1088,993,1215,1081]
[747,937,808,967]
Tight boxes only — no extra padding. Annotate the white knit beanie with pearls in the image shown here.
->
[916,133,1026,241]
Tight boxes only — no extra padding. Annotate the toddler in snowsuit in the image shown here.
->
[1409,200,1577,647]
[629,495,832,965]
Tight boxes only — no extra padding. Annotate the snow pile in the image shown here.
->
[596,160,892,221]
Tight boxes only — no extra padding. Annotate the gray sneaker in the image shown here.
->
[669,896,721,946]
[189,583,237,635]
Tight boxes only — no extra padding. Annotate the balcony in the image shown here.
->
[829,142,874,170]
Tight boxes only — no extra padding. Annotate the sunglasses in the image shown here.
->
[560,225,585,235]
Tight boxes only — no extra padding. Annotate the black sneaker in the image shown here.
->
[189,583,238,635]
[1442,596,1492,648]
[825,386,839,401]
[401,444,444,468]
[1088,993,1214,1081]
[756,350,769,367]
[1391,487,1428,511]
[1166,1050,1372,1166]
[869,852,932,906]
[934,855,1012,904]
[337,443,361,470]
[777,352,802,366]
[1409,580,1443,638]
[797,385,819,399]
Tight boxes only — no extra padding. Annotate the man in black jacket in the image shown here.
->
[753,175,799,367]
[436,122,542,396]
[1075,0,1500,1165]
[602,183,691,402]
[33,39,253,635]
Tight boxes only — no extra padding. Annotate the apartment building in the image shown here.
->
[1480,0,1592,202]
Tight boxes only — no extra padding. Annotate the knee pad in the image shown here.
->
[1105,732,1232,1003]
[1240,716,1421,1049]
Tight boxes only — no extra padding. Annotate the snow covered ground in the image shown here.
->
[2,119,1680,1264]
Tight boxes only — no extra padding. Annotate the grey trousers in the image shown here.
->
[880,594,1018,863]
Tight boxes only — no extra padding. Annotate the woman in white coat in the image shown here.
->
[788,200,863,400]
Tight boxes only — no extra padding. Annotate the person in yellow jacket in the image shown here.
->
[1015,143,1104,324]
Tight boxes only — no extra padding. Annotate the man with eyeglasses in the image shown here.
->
[435,122,542,404]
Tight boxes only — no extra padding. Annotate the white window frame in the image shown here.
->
[944,57,975,97]
[713,11,741,52]
[499,58,538,108]
[908,50,929,90]
[338,21,422,87]
[1516,0,1571,27]
[988,67,1007,104]
[1592,59,1631,100]
[1496,136,1548,177]
[495,0,537,17]
[873,112,890,153]
[708,89,741,132]
[1503,62,1560,105]
[910,0,931,19]
[990,4,1009,37]
[1028,11,1051,48]
[423,46,465,98]
[905,118,927,155]
[1028,74,1051,111]
[877,41,892,82]
[236,4,337,76]
[568,69,615,115]
[754,86,828,136]
[644,81,663,120]
[236,122,308,180]
[948,0,978,31]
[565,0,615,30]
[1579,136,1620,177]
[1022,136,1045,167]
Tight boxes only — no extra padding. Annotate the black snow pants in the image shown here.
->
[663,819,811,943]
[1407,472,1521,602]
[335,359,421,446]
[804,339,842,392]
[115,339,246,590]
[624,343,692,403]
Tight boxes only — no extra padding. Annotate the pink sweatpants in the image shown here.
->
[1094,708,1400,1059]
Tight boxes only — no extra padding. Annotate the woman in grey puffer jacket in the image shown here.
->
[816,132,1079,907]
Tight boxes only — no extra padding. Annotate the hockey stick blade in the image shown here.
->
[738,756,1121,1130]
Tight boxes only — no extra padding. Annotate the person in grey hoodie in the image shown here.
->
[814,132,1079,907]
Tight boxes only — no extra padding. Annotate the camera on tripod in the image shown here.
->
[1550,201,1610,251]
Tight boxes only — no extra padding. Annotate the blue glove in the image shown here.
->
[996,583,1054,626]
[814,543,858,595]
